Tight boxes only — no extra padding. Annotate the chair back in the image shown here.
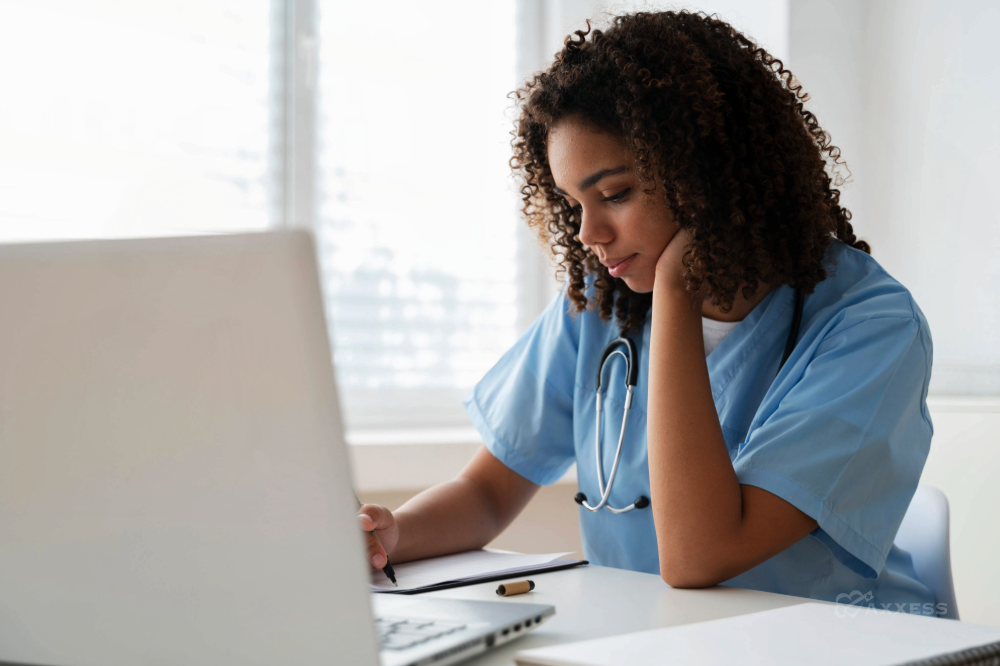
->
[895,484,959,619]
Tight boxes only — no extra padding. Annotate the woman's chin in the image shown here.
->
[622,272,655,294]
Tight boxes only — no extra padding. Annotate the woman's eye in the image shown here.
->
[603,187,632,203]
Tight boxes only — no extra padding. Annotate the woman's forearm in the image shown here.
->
[390,477,502,563]
[390,446,540,563]
[646,281,745,586]
[646,272,818,587]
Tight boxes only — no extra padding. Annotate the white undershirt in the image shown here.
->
[702,316,742,357]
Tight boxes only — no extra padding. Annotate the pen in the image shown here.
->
[355,494,397,587]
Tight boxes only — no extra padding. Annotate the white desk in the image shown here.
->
[422,564,814,665]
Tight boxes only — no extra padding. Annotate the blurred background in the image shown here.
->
[1,0,997,625]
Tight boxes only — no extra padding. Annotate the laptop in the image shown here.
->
[0,231,553,666]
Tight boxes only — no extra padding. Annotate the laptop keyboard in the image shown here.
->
[375,616,468,651]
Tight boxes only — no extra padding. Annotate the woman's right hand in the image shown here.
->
[357,504,400,570]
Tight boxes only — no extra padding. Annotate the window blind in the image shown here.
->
[315,0,523,429]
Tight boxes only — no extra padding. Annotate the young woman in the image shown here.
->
[358,10,935,607]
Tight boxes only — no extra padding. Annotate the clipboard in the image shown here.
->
[371,552,588,595]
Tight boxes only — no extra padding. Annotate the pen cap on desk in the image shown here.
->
[496,580,534,596]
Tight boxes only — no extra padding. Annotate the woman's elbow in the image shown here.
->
[660,569,720,589]
[659,554,726,588]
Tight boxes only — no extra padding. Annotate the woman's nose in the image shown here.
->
[578,209,614,248]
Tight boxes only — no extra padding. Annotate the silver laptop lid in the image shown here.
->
[0,231,379,666]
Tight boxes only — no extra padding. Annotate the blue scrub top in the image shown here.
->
[463,241,936,608]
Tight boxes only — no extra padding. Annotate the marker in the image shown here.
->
[355,494,397,587]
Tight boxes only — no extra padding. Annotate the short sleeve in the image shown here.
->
[733,316,934,578]
[462,289,580,486]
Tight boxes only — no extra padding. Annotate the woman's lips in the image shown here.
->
[607,254,637,278]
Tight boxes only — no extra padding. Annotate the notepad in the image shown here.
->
[370,550,585,594]
[515,602,1000,666]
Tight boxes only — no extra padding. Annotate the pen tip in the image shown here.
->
[393,581,398,587]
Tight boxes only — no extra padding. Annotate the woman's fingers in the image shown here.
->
[365,532,387,569]
[357,503,396,570]
[358,503,394,531]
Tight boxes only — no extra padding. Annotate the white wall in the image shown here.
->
[867,0,1000,395]
[920,401,1000,626]
[789,0,1000,395]
[531,0,788,64]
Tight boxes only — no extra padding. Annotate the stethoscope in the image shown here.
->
[574,288,805,514]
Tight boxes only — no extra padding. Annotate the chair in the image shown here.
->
[894,484,960,619]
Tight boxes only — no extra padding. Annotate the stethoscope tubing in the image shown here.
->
[581,384,634,513]
[579,338,641,514]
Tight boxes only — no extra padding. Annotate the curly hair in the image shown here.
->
[510,10,869,336]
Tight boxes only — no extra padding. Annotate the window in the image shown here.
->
[0,1,275,240]
[0,0,546,436]
[314,0,525,430]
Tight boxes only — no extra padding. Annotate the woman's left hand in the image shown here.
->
[654,227,694,294]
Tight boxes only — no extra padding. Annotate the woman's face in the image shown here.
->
[547,115,678,294]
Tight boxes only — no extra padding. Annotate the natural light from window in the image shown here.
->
[0,1,273,241]
[315,0,521,428]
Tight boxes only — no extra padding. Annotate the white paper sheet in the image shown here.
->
[515,602,1000,666]
[370,550,575,593]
